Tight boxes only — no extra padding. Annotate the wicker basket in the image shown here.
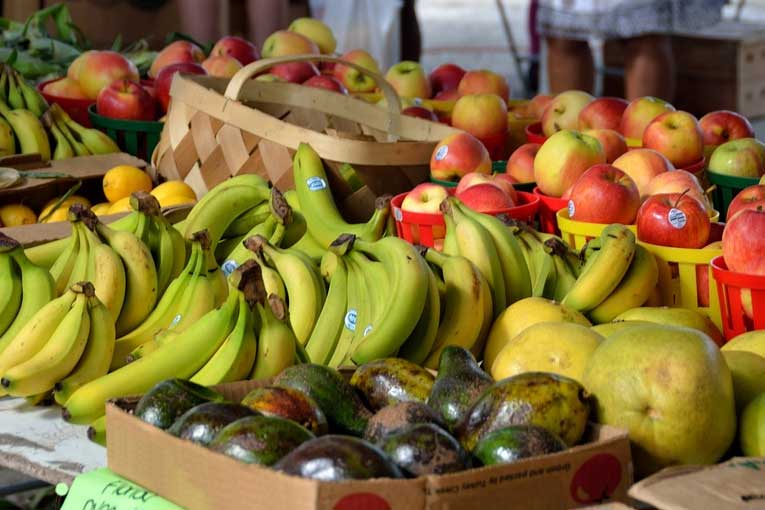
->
[151,55,461,221]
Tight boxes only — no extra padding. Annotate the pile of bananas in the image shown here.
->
[42,103,119,160]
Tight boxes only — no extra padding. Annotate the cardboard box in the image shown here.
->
[106,380,633,510]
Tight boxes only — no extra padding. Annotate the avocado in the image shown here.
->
[135,379,224,430]
[473,425,567,466]
[364,402,446,444]
[275,364,371,436]
[210,415,315,466]
[168,402,256,446]
[350,358,435,411]
[241,386,328,436]
[427,346,493,430]
[274,435,403,481]
[455,372,590,451]
[380,423,469,476]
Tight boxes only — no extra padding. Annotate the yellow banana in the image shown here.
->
[545,238,578,302]
[326,242,362,368]
[250,295,297,380]
[224,201,271,237]
[398,257,441,366]
[6,71,24,110]
[82,221,126,321]
[51,104,117,155]
[0,102,51,161]
[0,248,22,337]
[305,252,347,365]
[0,116,15,157]
[48,221,80,295]
[66,222,90,289]
[13,69,47,117]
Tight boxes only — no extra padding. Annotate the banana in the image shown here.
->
[250,295,297,380]
[0,67,7,104]
[249,235,325,345]
[88,416,106,446]
[54,293,116,406]
[422,249,491,369]
[63,288,240,425]
[251,251,286,302]
[222,216,278,273]
[305,252,347,365]
[224,201,271,237]
[96,221,158,336]
[49,119,75,160]
[346,250,389,342]
[562,224,636,312]
[66,222,90,288]
[444,198,507,318]
[56,116,90,157]
[6,71,24,110]
[0,250,22,337]
[1,283,90,397]
[79,217,126,321]
[543,238,578,302]
[0,101,50,161]
[398,256,441,366]
[0,116,15,157]
[346,236,429,365]
[588,244,659,324]
[335,253,372,366]
[326,239,362,368]
[49,220,81,295]
[13,69,48,117]
[204,247,228,308]
[163,245,215,334]
[292,143,390,248]
[51,104,118,155]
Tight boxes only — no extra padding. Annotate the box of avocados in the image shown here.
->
[106,379,633,510]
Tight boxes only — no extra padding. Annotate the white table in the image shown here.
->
[0,398,106,485]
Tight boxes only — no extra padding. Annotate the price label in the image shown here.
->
[61,468,183,510]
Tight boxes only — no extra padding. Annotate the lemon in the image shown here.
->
[0,204,37,226]
[157,194,196,209]
[150,181,196,203]
[108,196,133,215]
[39,195,91,223]
[90,202,112,216]
[103,165,153,203]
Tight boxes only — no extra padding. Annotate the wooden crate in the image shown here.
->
[604,20,765,118]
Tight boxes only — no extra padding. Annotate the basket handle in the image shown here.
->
[223,54,403,140]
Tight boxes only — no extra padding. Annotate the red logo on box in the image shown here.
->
[334,492,391,510]
[570,453,623,504]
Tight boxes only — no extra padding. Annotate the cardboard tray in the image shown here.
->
[106,380,633,510]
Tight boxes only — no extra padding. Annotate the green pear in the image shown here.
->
[722,350,765,412]
[740,393,765,456]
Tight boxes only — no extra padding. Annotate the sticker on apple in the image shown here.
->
[307,176,327,191]
[668,207,687,229]
[568,200,575,218]
[344,309,357,331]
[435,145,448,161]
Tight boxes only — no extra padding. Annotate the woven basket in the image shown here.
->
[152,55,461,221]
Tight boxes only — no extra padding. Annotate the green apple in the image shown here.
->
[334,49,380,93]
[385,61,431,99]
[540,90,594,136]
[708,138,765,178]
[288,18,336,54]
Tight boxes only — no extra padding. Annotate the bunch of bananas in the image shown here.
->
[0,64,48,118]
[42,103,119,160]
[0,64,50,160]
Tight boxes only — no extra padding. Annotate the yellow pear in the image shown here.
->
[722,350,765,412]
[614,307,723,346]
[722,330,765,358]
[484,297,591,369]
[591,320,654,338]
[491,322,603,383]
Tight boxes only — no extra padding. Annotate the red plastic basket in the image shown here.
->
[533,186,568,235]
[525,122,547,144]
[392,190,540,249]
[38,78,95,127]
[711,255,765,340]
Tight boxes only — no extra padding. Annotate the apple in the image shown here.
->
[540,90,594,137]
[761,175,765,185]
[647,169,714,216]
[699,110,754,147]
[210,36,259,65]
[525,94,553,120]
[456,183,515,212]
[76,51,140,100]
[505,143,540,183]
[568,164,640,224]
[269,61,319,83]
[42,77,87,99]
[642,111,704,168]
[492,174,519,203]
[201,55,243,78]
[727,184,765,222]
[455,172,494,194]
[637,192,711,248]
[578,97,628,131]
[723,206,765,274]
[429,132,492,181]
[583,128,628,163]
[149,41,205,78]
[401,183,449,214]
[154,62,207,113]
[67,50,93,82]
[457,70,510,103]
[302,75,348,94]
[334,49,380,93]
[612,148,674,199]
[451,93,508,160]
[255,74,284,83]
[401,106,439,122]
[619,96,676,143]
[261,30,319,58]
[96,79,156,121]
[288,17,336,55]
[434,89,460,101]
[429,63,466,96]
[385,61,431,98]
[533,129,606,197]
[708,138,765,178]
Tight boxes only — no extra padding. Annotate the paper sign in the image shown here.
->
[61,468,183,510]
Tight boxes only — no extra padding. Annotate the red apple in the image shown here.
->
[505,143,540,183]
[619,96,676,143]
[401,106,439,122]
[451,93,508,160]
[456,183,515,212]
[261,30,319,58]
[646,169,715,216]
[302,75,348,94]
[578,97,628,131]
[699,110,754,147]
[334,49,380,93]
[201,55,243,78]
[534,129,606,197]
[642,111,704,168]
[67,51,93,82]
[429,63,466,95]
[583,129,628,163]
[96,79,156,121]
[430,132,492,181]
[723,206,765,274]
[492,173,518,203]
[210,35,259,65]
[434,89,460,101]
[269,61,319,83]
[637,192,711,248]
[727,184,765,222]
[526,94,554,120]
[612,148,675,199]
[541,90,594,137]
[568,164,640,224]
[42,77,87,99]
[401,183,449,214]
[455,172,494,194]
[149,41,205,78]
[386,61,431,98]
[457,70,510,103]
[77,50,140,100]
[154,62,207,113]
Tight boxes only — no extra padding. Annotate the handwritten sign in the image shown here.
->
[61,468,183,510]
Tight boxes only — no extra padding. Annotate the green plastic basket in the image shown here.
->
[430,162,536,192]
[88,105,164,162]
[707,170,760,220]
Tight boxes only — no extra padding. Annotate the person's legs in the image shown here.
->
[545,37,593,93]
[178,0,221,43]
[624,35,674,101]
[247,0,289,48]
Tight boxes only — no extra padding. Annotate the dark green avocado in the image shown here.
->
[241,386,328,436]
[210,415,315,466]
[364,401,446,444]
[134,379,224,430]
[350,358,434,411]
[380,423,469,476]
[473,425,567,466]
[168,402,256,446]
